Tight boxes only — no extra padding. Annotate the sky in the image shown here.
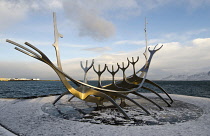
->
[0,0,210,80]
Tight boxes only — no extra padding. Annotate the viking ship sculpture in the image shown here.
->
[6,13,173,120]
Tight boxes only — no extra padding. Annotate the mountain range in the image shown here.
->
[161,71,210,81]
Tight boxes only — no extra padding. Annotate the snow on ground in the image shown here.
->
[0,125,16,136]
[0,93,210,136]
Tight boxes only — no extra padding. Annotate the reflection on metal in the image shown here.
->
[93,64,107,88]
[5,13,173,120]
[81,60,94,84]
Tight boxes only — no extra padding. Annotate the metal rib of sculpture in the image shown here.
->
[5,13,173,120]
[93,64,107,88]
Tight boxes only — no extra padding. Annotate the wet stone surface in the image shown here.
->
[41,97,203,126]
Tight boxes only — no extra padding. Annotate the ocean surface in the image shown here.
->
[0,80,210,98]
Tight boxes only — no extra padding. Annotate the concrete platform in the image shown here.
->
[0,93,210,136]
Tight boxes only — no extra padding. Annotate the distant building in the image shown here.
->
[32,78,40,80]
[0,78,10,81]
[0,78,40,81]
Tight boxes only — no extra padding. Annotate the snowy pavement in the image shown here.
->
[0,125,16,136]
[0,94,210,136]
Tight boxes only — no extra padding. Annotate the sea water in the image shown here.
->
[0,81,209,98]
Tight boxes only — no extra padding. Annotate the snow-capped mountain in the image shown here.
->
[162,71,210,81]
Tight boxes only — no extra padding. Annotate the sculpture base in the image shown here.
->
[0,93,210,136]
[42,96,203,126]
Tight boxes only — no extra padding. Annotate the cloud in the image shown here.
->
[0,0,62,31]
[114,39,161,46]
[186,0,210,9]
[1,38,52,46]
[149,38,210,78]
[62,0,171,40]
[1,38,88,48]
[2,37,210,80]
[1,0,209,40]
[161,29,209,42]
[136,0,210,11]
[114,40,145,45]
[60,0,210,41]
[1,0,210,81]
[0,0,27,30]
[62,0,116,41]
[70,37,210,80]
[83,47,112,53]
[0,61,57,79]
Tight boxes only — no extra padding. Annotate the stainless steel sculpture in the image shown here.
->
[6,13,173,120]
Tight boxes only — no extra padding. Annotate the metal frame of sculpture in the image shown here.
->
[6,13,173,120]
